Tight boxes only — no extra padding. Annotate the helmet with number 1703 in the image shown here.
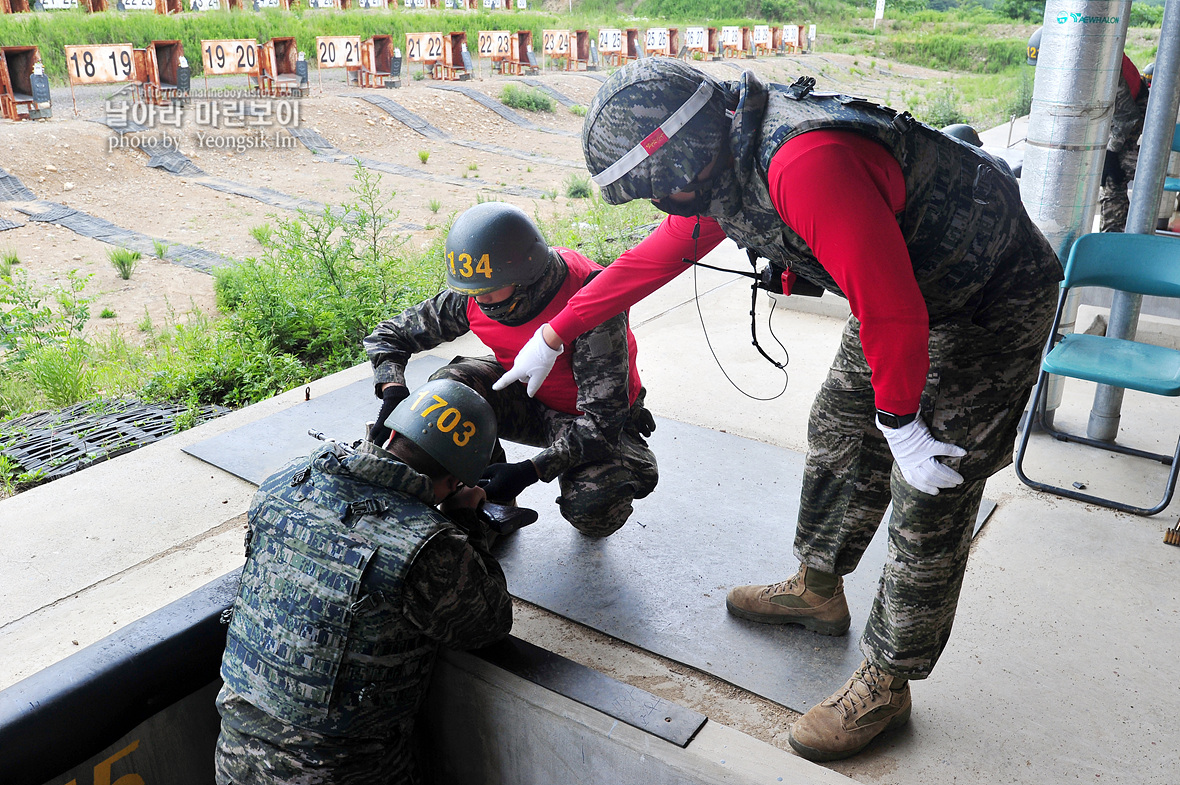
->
[384,379,497,487]
[444,202,550,297]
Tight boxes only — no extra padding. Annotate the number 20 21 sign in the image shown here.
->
[316,36,361,68]
[201,40,259,75]
[64,44,136,86]
[406,33,444,63]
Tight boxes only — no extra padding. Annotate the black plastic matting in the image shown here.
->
[351,94,582,169]
[425,83,579,137]
[181,360,995,713]
[0,167,35,202]
[0,216,24,231]
[515,78,577,108]
[284,127,550,198]
[493,417,995,714]
[14,201,231,272]
[182,356,449,485]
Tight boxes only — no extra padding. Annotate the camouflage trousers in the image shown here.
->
[1100,145,1139,233]
[214,686,419,785]
[794,264,1059,680]
[429,356,659,537]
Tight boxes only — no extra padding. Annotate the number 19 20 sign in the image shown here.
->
[201,39,259,75]
[64,44,136,86]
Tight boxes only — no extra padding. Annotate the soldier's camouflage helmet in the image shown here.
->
[582,58,730,204]
[1026,27,1041,66]
[942,123,982,147]
[445,203,549,296]
[384,378,496,487]
[1144,61,1154,88]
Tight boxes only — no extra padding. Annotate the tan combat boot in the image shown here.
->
[725,565,851,636]
[788,660,912,761]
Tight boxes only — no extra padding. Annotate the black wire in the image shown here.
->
[687,217,789,401]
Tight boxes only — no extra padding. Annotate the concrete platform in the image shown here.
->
[2,238,1179,783]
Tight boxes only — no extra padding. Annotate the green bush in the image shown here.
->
[919,87,967,127]
[566,173,593,199]
[108,247,141,280]
[501,84,555,113]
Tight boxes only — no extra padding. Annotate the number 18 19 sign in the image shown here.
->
[64,44,136,85]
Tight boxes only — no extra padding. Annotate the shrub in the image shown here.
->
[919,87,967,127]
[100,308,116,318]
[429,198,442,213]
[500,84,555,113]
[250,223,273,245]
[566,173,592,199]
[108,248,141,280]
[570,104,587,117]
[418,149,431,164]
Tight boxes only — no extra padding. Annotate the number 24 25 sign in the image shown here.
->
[64,44,135,86]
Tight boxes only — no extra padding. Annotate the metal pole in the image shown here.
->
[1088,0,1180,440]
[1020,0,1129,426]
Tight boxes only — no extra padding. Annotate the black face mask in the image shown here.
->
[651,171,720,217]
[476,293,524,322]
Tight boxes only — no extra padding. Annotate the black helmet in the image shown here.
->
[384,378,496,487]
[1144,61,1153,88]
[1026,27,1041,66]
[445,203,549,297]
[582,58,730,205]
[942,123,982,147]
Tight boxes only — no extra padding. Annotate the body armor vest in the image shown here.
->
[221,444,448,736]
[709,73,1057,322]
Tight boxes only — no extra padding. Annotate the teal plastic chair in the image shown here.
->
[1163,124,1180,194]
[1015,232,1180,515]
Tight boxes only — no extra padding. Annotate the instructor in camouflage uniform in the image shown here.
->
[215,378,511,784]
[495,59,1063,760]
[364,202,658,538]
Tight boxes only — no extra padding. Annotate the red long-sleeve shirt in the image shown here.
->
[549,129,929,415]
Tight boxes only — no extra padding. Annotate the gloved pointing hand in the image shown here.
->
[493,324,562,397]
[877,413,966,496]
[369,384,409,446]
[480,460,540,503]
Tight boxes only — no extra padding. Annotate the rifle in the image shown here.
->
[307,430,537,536]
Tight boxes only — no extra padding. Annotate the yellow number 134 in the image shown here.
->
[447,251,493,279]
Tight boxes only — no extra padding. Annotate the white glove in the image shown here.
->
[493,324,563,397]
[877,413,967,496]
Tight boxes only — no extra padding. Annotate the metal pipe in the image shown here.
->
[1020,0,1129,424]
[1088,0,1180,441]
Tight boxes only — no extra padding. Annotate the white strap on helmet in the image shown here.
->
[591,80,715,188]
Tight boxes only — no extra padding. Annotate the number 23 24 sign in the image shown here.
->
[64,44,136,86]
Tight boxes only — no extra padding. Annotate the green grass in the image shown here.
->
[108,247,141,280]
[99,307,116,319]
[152,239,168,259]
[418,149,430,164]
[501,84,554,113]
[428,198,442,214]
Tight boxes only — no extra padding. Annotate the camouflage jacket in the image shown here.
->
[698,71,1060,322]
[363,250,638,482]
[217,441,511,781]
[1108,72,1149,155]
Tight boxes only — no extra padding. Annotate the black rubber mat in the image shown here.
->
[14,201,232,273]
[493,418,995,713]
[182,356,449,485]
[284,126,550,199]
[351,94,583,169]
[576,72,608,83]
[181,362,995,714]
[0,216,24,231]
[515,78,578,108]
[0,399,226,482]
[425,84,579,137]
[0,167,35,202]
